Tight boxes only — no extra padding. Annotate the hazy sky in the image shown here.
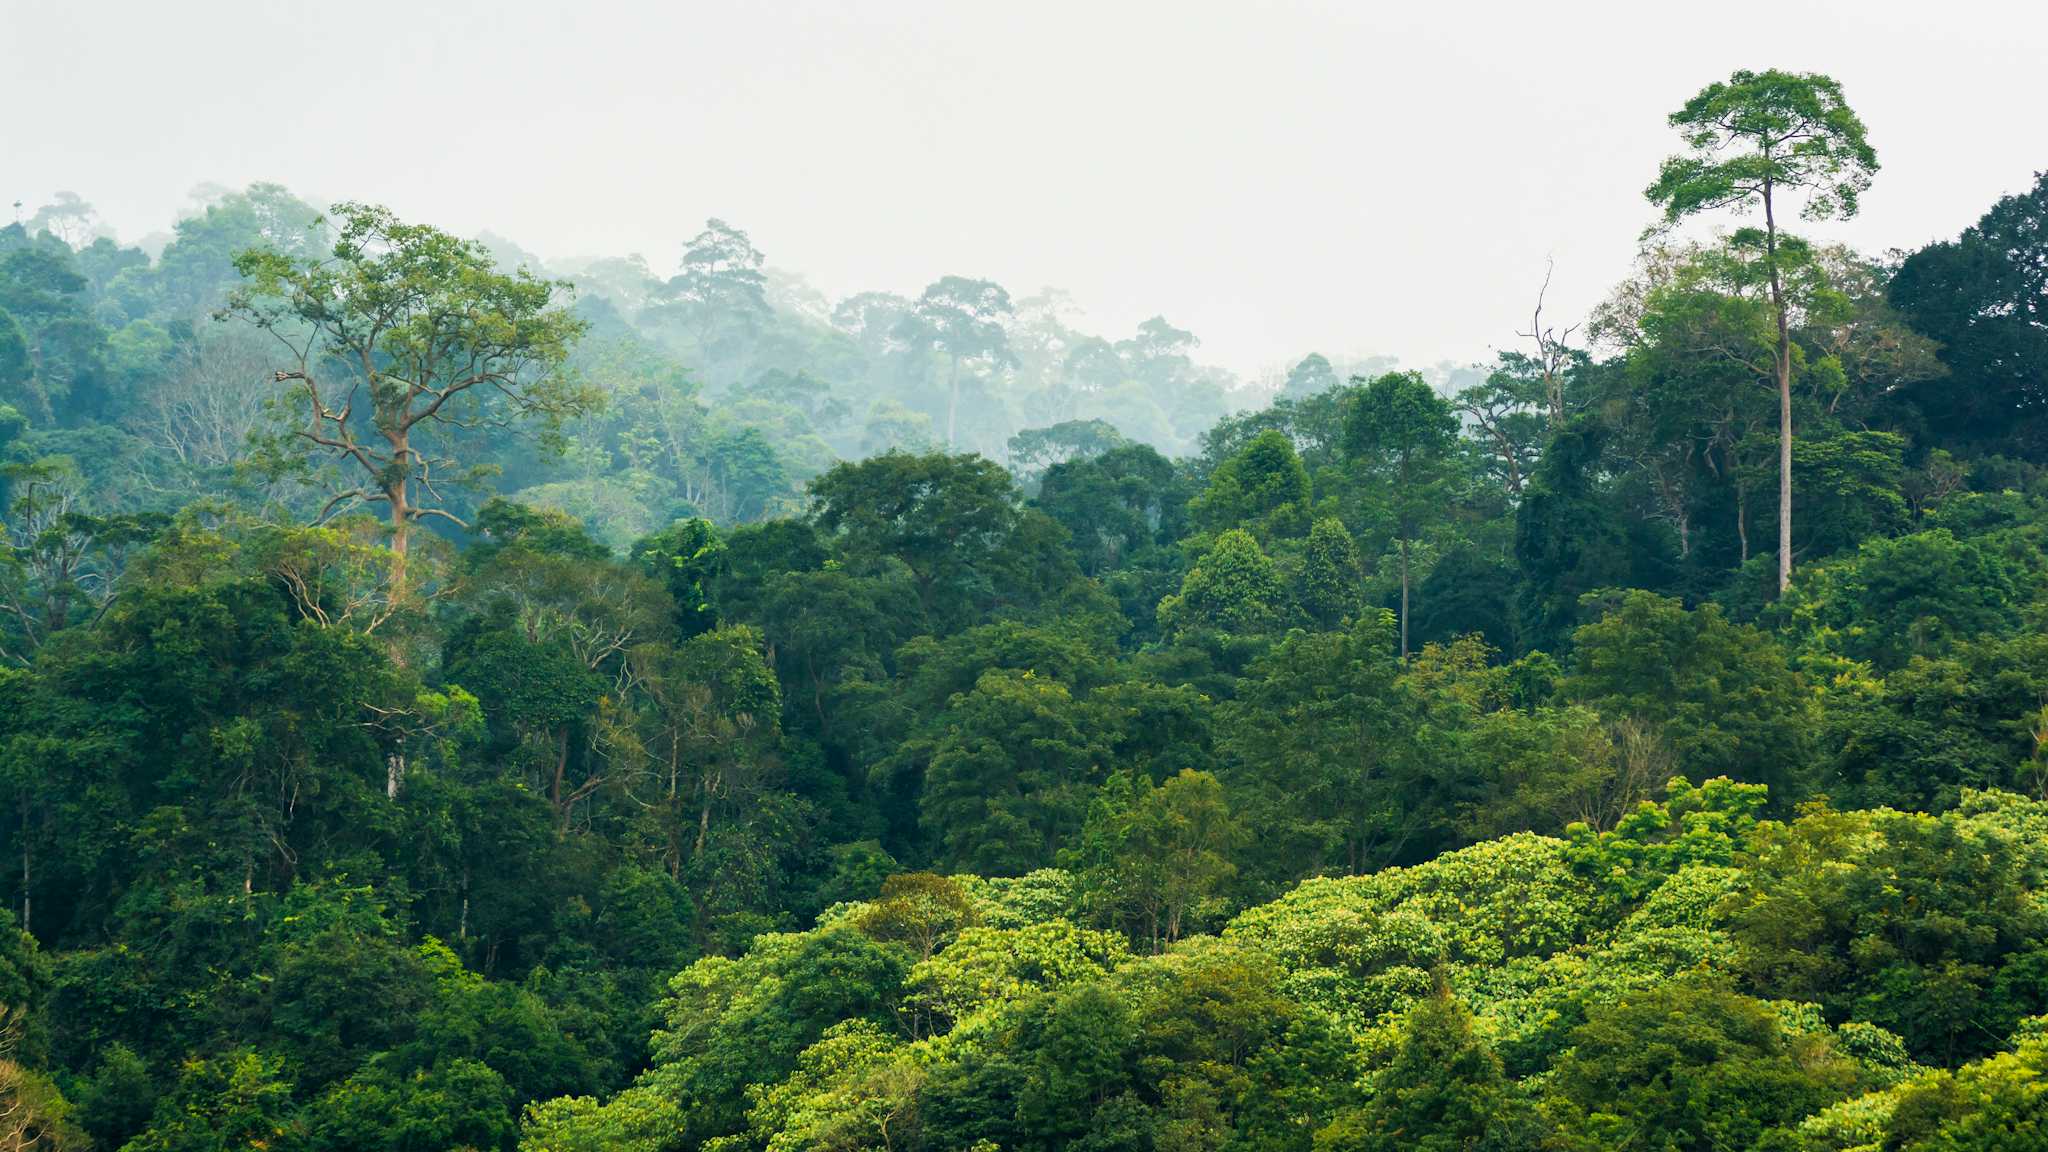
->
[5,0,2042,378]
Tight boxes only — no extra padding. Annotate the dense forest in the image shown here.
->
[2,69,2046,1152]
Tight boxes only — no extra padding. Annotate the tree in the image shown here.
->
[1787,527,2019,672]
[0,232,109,424]
[0,459,161,663]
[1033,443,1186,577]
[1889,170,2048,457]
[619,625,785,927]
[1344,371,1460,657]
[226,202,594,596]
[1722,802,2048,1065]
[1455,353,1550,499]
[668,219,769,319]
[148,183,327,320]
[1518,260,1582,426]
[1648,70,1878,594]
[1220,613,1440,880]
[632,517,726,640]
[1157,529,1285,640]
[920,669,1105,874]
[1879,1040,2048,1151]
[124,1050,302,1152]
[646,219,774,385]
[1540,981,1860,1152]
[1297,517,1364,629]
[1565,590,1815,802]
[1318,985,1540,1152]
[1068,769,1243,951]
[1281,353,1339,400]
[808,451,1067,630]
[1512,417,1642,652]
[23,193,100,250]
[1007,419,1127,482]
[895,277,1014,448]
[855,872,977,960]
[1190,428,1311,538]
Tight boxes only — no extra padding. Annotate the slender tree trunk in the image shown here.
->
[1764,185,1793,595]
[694,772,714,859]
[550,727,569,824]
[1398,535,1410,660]
[1737,486,1750,564]
[945,354,961,449]
[668,730,683,880]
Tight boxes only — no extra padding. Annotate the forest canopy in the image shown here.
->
[2,68,2047,1152]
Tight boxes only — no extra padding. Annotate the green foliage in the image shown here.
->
[1721,796,2048,1065]
[1648,70,1878,228]
[921,670,1107,874]
[125,1050,302,1152]
[224,202,594,589]
[6,93,2048,1152]
[1888,170,2048,456]
[1776,528,2023,672]
[1066,768,1244,951]
[1540,981,1861,1152]
[1318,988,1540,1152]
[1877,1038,2048,1151]
[1219,612,1442,883]
[1566,591,1816,801]
[1513,418,1641,651]
[1297,517,1364,629]
[1158,528,1286,639]
[1343,370,1462,655]
[1191,428,1311,538]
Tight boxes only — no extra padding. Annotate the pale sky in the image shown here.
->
[4,0,2041,378]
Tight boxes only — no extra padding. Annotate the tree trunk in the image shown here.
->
[694,775,714,860]
[668,730,683,880]
[1737,486,1750,564]
[945,354,961,449]
[1398,535,1410,660]
[1764,185,1793,595]
[383,422,414,600]
[550,727,570,823]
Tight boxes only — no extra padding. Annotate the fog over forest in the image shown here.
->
[9,1,2045,374]
[3,6,2048,1152]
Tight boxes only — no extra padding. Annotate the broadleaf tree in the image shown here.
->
[226,202,594,596]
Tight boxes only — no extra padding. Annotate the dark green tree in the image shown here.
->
[1344,371,1460,657]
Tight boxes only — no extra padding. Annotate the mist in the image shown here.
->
[7,0,2040,380]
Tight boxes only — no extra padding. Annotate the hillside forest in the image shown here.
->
[1,69,2046,1152]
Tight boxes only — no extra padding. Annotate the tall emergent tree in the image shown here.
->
[895,276,1014,448]
[227,203,593,595]
[1647,69,1877,593]
[1344,370,1459,658]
